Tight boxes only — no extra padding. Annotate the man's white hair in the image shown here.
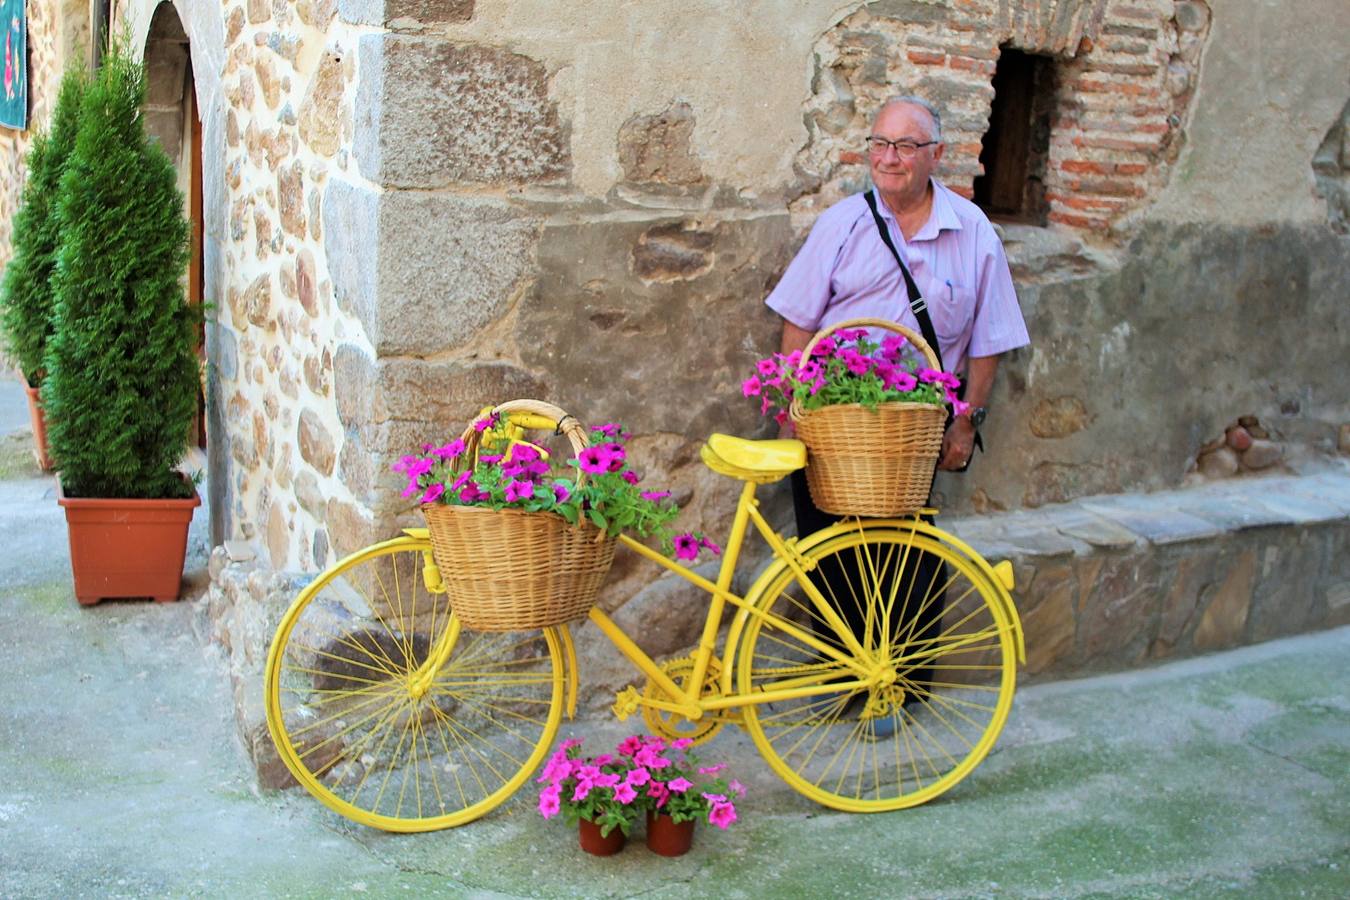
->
[873,95,944,143]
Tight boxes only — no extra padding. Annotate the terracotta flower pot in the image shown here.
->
[56,477,200,605]
[646,811,695,857]
[20,374,54,472]
[578,817,625,856]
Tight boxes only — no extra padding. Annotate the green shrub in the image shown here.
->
[0,68,87,385]
[43,41,197,499]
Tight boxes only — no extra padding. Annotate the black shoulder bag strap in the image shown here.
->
[864,189,983,469]
[863,189,945,373]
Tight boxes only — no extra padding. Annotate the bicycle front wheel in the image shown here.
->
[737,523,1016,812]
[264,536,565,832]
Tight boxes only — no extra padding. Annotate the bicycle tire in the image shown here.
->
[263,535,565,832]
[737,522,1016,812]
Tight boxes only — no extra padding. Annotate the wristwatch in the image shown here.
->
[967,406,987,429]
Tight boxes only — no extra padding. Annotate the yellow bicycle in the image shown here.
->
[264,407,1024,832]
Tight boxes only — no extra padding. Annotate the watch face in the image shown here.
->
[971,407,987,428]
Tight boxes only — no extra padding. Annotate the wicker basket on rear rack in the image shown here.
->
[790,318,947,517]
[421,399,616,632]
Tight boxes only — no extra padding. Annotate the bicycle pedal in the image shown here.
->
[611,686,641,721]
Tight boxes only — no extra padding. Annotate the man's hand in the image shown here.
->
[938,415,976,471]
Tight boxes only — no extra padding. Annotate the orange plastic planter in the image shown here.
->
[578,818,625,856]
[56,479,200,605]
[20,375,54,471]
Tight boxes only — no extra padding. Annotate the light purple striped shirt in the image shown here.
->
[765,180,1029,375]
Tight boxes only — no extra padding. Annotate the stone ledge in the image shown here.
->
[943,466,1350,677]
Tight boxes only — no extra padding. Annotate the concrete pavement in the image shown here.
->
[1,371,1347,898]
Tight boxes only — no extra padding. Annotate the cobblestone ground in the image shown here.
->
[1,373,1347,898]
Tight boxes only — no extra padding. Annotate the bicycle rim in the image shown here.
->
[264,536,564,831]
[737,524,1016,812]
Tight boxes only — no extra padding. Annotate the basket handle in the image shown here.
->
[454,399,596,487]
[800,317,941,372]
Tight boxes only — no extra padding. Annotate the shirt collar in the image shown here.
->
[873,178,963,242]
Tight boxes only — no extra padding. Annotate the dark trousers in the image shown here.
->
[790,468,945,694]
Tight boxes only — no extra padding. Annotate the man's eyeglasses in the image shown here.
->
[866,137,939,159]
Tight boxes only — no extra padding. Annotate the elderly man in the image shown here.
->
[764,96,1029,728]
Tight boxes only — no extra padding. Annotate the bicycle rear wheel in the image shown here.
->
[737,522,1016,812]
[264,536,564,832]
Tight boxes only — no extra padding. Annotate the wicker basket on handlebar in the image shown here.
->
[420,399,616,632]
[790,318,947,517]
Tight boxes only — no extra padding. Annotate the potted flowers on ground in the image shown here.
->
[744,319,964,517]
[536,734,743,856]
[42,40,201,603]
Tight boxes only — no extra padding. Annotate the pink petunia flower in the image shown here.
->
[881,333,908,361]
[755,358,779,378]
[613,783,637,804]
[459,483,489,503]
[673,534,700,561]
[708,800,737,829]
[671,738,693,750]
[577,447,608,474]
[741,376,762,398]
[552,482,572,504]
[503,479,534,502]
[917,367,943,385]
[634,746,672,769]
[699,536,723,556]
[667,776,693,793]
[473,413,500,433]
[641,490,671,502]
[813,337,837,357]
[419,483,445,504]
[432,439,466,460]
[729,779,745,797]
[621,470,640,485]
[698,763,726,776]
[451,471,473,490]
[885,370,918,393]
[840,348,871,376]
[479,453,502,464]
[401,480,421,499]
[624,767,651,787]
[599,444,627,472]
[646,781,670,808]
[595,423,623,438]
[538,784,561,818]
[617,736,643,757]
[508,444,541,464]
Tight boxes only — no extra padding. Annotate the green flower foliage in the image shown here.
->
[0,68,88,385]
[43,41,197,499]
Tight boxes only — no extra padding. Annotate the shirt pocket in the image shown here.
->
[930,280,976,347]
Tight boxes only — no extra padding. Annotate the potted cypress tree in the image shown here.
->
[43,39,201,604]
[0,67,87,471]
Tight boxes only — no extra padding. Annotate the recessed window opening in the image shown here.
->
[973,47,1055,225]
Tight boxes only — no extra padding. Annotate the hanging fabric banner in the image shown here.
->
[1,0,27,130]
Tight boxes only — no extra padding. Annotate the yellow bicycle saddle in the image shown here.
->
[701,433,806,483]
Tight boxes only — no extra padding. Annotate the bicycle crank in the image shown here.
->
[642,655,730,747]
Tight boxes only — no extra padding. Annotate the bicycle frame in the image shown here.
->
[408,408,1023,728]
